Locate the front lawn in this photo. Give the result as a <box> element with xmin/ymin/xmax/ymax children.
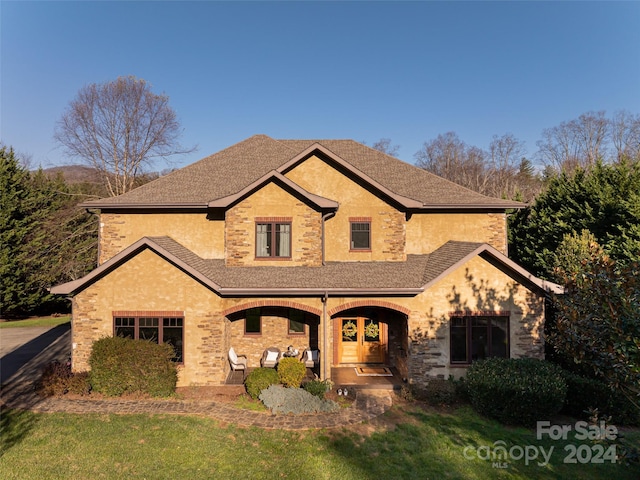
<box><xmin>1</xmin><ymin>403</ymin><xmax>638</xmax><ymax>479</ymax></box>
<box><xmin>0</xmin><ymin>315</ymin><xmax>70</xmax><ymax>329</ymax></box>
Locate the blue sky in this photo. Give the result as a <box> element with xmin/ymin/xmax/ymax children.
<box><xmin>2</xmin><ymin>1</ymin><xmax>639</xmax><ymax>170</ymax></box>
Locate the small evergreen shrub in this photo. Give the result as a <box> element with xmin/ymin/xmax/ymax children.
<box><xmin>88</xmin><ymin>336</ymin><xmax>177</xmax><ymax>397</ymax></box>
<box><xmin>245</xmin><ymin>367</ymin><xmax>279</xmax><ymax>399</ymax></box>
<box><xmin>562</xmin><ymin>371</ymin><xmax>639</xmax><ymax>425</ymax></box>
<box><xmin>465</xmin><ymin>358</ymin><xmax>567</xmax><ymax>426</ymax></box>
<box><xmin>302</xmin><ymin>379</ymin><xmax>333</xmax><ymax>399</ymax></box>
<box><xmin>259</xmin><ymin>385</ymin><xmax>340</xmax><ymax>414</ymax></box>
<box><xmin>277</xmin><ymin>357</ymin><xmax>306</xmax><ymax>388</ymax></box>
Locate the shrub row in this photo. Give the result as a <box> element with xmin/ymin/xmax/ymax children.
<box><xmin>465</xmin><ymin>357</ymin><xmax>567</xmax><ymax>426</ymax></box>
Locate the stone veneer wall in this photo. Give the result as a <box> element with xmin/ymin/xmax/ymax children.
<box><xmin>226</xmin><ymin>309</ymin><xmax>319</xmax><ymax>370</ymax></box>
<box><xmin>487</xmin><ymin>213</ymin><xmax>508</xmax><ymax>254</ymax></box>
<box><xmin>225</xmin><ymin>184</ymin><xmax>323</xmax><ymax>266</ymax></box>
<box><xmin>379</xmin><ymin>210</ymin><xmax>407</xmax><ymax>262</ymax></box>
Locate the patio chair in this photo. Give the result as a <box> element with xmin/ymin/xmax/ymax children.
<box><xmin>260</xmin><ymin>346</ymin><xmax>281</xmax><ymax>368</ymax></box>
<box><xmin>301</xmin><ymin>348</ymin><xmax>319</xmax><ymax>369</ymax></box>
<box><xmin>228</xmin><ymin>347</ymin><xmax>247</xmax><ymax>378</ymax></box>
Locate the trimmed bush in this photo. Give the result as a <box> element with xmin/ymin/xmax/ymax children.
<box><xmin>562</xmin><ymin>371</ymin><xmax>639</xmax><ymax>425</ymax></box>
<box><xmin>465</xmin><ymin>358</ymin><xmax>567</xmax><ymax>426</ymax></box>
<box><xmin>88</xmin><ymin>336</ymin><xmax>177</xmax><ymax>397</ymax></box>
<box><xmin>302</xmin><ymin>379</ymin><xmax>333</xmax><ymax>399</ymax></box>
<box><xmin>259</xmin><ymin>385</ymin><xmax>339</xmax><ymax>414</ymax></box>
<box><xmin>245</xmin><ymin>367</ymin><xmax>279</xmax><ymax>399</ymax></box>
<box><xmin>277</xmin><ymin>357</ymin><xmax>306</xmax><ymax>388</ymax></box>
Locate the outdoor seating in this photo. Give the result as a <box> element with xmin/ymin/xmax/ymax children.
<box><xmin>261</xmin><ymin>346</ymin><xmax>281</xmax><ymax>368</ymax></box>
<box><xmin>228</xmin><ymin>347</ymin><xmax>247</xmax><ymax>378</ymax></box>
<box><xmin>301</xmin><ymin>348</ymin><xmax>319</xmax><ymax>369</ymax></box>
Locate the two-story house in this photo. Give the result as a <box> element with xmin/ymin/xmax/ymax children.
<box><xmin>52</xmin><ymin>135</ymin><xmax>562</xmax><ymax>389</ymax></box>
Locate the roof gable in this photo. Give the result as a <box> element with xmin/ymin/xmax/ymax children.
<box><xmin>207</xmin><ymin>170</ymin><xmax>338</xmax><ymax>210</ymax></box>
<box><xmin>82</xmin><ymin>135</ymin><xmax>524</xmax><ymax>211</ymax></box>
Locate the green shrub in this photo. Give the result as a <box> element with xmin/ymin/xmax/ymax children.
<box><xmin>88</xmin><ymin>336</ymin><xmax>177</xmax><ymax>397</ymax></box>
<box><xmin>245</xmin><ymin>367</ymin><xmax>279</xmax><ymax>399</ymax></box>
<box><xmin>562</xmin><ymin>371</ymin><xmax>639</xmax><ymax>425</ymax></box>
<box><xmin>67</xmin><ymin>371</ymin><xmax>91</xmax><ymax>395</ymax></box>
<box><xmin>259</xmin><ymin>385</ymin><xmax>339</xmax><ymax>414</ymax></box>
<box><xmin>302</xmin><ymin>379</ymin><xmax>333</xmax><ymax>399</ymax></box>
<box><xmin>277</xmin><ymin>357</ymin><xmax>306</xmax><ymax>388</ymax></box>
<box><xmin>465</xmin><ymin>358</ymin><xmax>567</xmax><ymax>426</ymax></box>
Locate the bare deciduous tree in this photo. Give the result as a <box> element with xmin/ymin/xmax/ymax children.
<box><xmin>610</xmin><ymin>110</ymin><xmax>640</xmax><ymax>162</ymax></box>
<box><xmin>55</xmin><ymin>76</ymin><xmax>194</xmax><ymax>196</ymax></box>
<box><xmin>536</xmin><ymin>111</ymin><xmax>610</xmax><ymax>172</ymax></box>
<box><xmin>371</xmin><ymin>138</ymin><xmax>400</xmax><ymax>157</ymax></box>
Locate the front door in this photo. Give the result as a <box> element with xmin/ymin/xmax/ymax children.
<box><xmin>338</xmin><ymin>317</ymin><xmax>386</xmax><ymax>364</ymax></box>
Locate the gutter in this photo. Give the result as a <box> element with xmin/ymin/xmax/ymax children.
<box><xmin>321</xmin><ymin>211</ymin><xmax>336</xmax><ymax>266</ymax></box>
<box><xmin>321</xmin><ymin>291</ymin><xmax>328</xmax><ymax>381</ymax></box>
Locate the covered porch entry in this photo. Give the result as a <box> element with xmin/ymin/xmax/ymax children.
<box><xmin>331</xmin><ymin>305</ymin><xmax>409</xmax><ymax>380</ymax></box>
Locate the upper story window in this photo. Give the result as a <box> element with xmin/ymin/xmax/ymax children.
<box><xmin>450</xmin><ymin>314</ymin><xmax>509</xmax><ymax>364</ymax></box>
<box><xmin>350</xmin><ymin>218</ymin><xmax>371</xmax><ymax>251</ymax></box>
<box><xmin>256</xmin><ymin>218</ymin><xmax>291</xmax><ymax>258</ymax></box>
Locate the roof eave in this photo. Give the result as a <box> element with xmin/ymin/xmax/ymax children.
<box><xmin>218</xmin><ymin>287</ymin><xmax>424</xmax><ymax>296</ymax></box>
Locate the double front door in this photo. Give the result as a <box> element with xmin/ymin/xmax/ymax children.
<box><xmin>338</xmin><ymin>317</ymin><xmax>386</xmax><ymax>364</ymax></box>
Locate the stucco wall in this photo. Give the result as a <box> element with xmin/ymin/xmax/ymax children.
<box><xmin>71</xmin><ymin>249</ymin><xmax>227</xmax><ymax>386</ymax></box>
<box><xmin>99</xmin><ymin>212</ymin><xmax>224</xmax><ymax>264</ymax></box>
<box><xmin>405</xmin><ymin>212</ymin><xmax>508</xmax><ymax>255</ymax></box>
<box><xmin>285</xmin><ymin>155</ymin><xmax>407</xmax><ymax>262</ymax></box>
<box><xmin>404</xmin><ymin>255</ymin><xmax>544</xmax><ymax>383</ymax></box>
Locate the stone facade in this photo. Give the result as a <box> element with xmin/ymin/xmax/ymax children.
<box><xmin>224</xmin><ymin>182</ymin><xmax>323</xmax><ymax>267</ymax></box>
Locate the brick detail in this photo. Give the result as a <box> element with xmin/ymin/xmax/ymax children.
<box><xmin>255</xmin><ymin>217</ymin><xmax>292</xmax><ymax>222</ymax></box>
<box><xmin>112</xmin><ymin>310</ymin><xmax>184</xmax><ymax>317</ymax></box>
<box><xmin>349</xmin><ymin>216</ymin><xmax>372</xmax><ymax>222</ymax></box>
<box><xmin>329</xmin><ymin>300</ymin><xmax>411</xmax><ymax>317</ymax></box>
<box><xmin>223</xmin><ymin>300</ymin><xmax>322</xmax><ymax>317</ymax></box>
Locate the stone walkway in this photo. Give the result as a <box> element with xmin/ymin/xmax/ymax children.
<box><xmin>0</xmin><ymin>379</ymin><xmax>394</xmax><ymax>430</ymax></box>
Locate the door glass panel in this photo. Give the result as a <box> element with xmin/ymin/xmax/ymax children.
<box><xmin>342</xmin><ymin>319</ymin><xmax>358</xmax><ymax>342</ymax></box>
<box><xmin>363</xmin><ymin>319</ymin><xmax>380</xmax><ymax>342</ymax></box>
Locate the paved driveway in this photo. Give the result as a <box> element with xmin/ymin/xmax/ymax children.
<box><xmin>0</xmin><ymin>324</ymin><xmax>71</xmax><ymax>386</ymax></box>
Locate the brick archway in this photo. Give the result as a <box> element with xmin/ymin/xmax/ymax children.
<box><xmin>328</xmin><ymin>300</ymin><xmax>410</xmax><ymax>317</ymax></box>
<box><xmin>222</xmin><ymin>300</ymin><xmax>322</xmax><ymax>317</ymax></box>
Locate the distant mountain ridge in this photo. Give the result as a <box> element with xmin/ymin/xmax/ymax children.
<box><xmin>42</xmin><ymin>165</ymin><xmax>103</xmax><ymax>184</ymax></box>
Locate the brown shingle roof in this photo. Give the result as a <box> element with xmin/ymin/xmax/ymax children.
<box><xmin>51</xmin><ymin>237</ymin><xmax>563</xmax><ymax>296</ymax></box>
<box><xmin>83</xmin><ymin>135</ymin><xmax>523</xmax><ymax>210</ymax></box>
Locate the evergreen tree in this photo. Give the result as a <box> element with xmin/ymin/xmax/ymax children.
<box><xmin>509</xmin><ymin>160</ymin><xmax>640</xmax><ymax>279</ymax></box>
<box><xmin>0</xmin><ymin>147</ymin><xmax>41</xmax><ymax>316</ymax></box>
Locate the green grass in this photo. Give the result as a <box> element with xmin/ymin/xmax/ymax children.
<box><xmin>0</xmin><ymin>315</ymin><xmax>70</xmax><ymax>328</ymax></box>
<box><xmin>1</xmin><ymin>404</ymin><xmax>638</xmax><ymax>479</ymax></box>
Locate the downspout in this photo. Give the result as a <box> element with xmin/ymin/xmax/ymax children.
<box><xmin>321</xmin><ymin>291</ymin><xmax>328</xmax><ymax>380</ymax></box>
